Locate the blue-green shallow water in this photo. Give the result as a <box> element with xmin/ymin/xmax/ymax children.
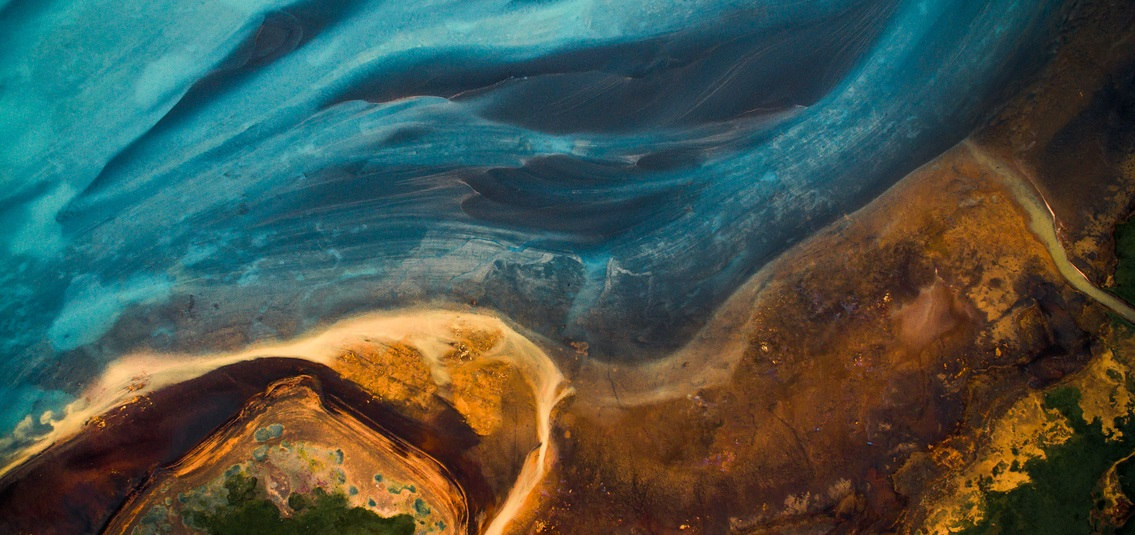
<box><xmin>0</xmin><ymin>0</ymin><xmax>1064</xmax><ymax>438</ymax></box>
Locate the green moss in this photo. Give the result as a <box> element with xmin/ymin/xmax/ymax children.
<box><xmin>1114</xmin><ymin>216</ymin><xmax>1135</xmax><ymax>305</ymax></box>
<box><xmin>182</xmin><ymin>472</ymin><xmax>415</xmax><ymax>535</ymax></box>
<box><xmin>961</xmin><ymin>387</ymin><xmax>1135</xmax><ymax>534</ymax></box>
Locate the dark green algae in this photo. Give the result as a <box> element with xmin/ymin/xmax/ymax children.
<box><xmin>180</xmin><ymin>471</ymin><xmax>415</xmax><ymax>535</ymax></box>
<box><xmin>1114</xmin><ymin>216</ymin><xmax>1135</xmax><ymax>307</ymax></box>
<box><xmin>959</xmin><ymin>384</ymin><xmax>1135</xmax><ymax>534</ymax></box>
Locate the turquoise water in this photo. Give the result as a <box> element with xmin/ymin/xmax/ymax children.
<box><xmin>0</xmin><ymin>0</ymin><xmax>1064</xmax><ymax>436</ymax></box>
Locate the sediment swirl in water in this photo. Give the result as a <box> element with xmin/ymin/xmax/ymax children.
<box><xmin>0</xmin><ymin>2</ymin><xmax>1071</xmax><ymax>435</ymax></box>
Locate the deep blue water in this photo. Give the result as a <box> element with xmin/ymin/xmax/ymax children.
<box><xmin>0</xmin><ymin>0</ymin><xmax>1063</xmax><ymax>438</ymax></box>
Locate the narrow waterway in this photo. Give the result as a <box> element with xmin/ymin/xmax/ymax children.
<box><xmin>966</xmin><ymin>140</ymin><xmax>1135</xmax><ymax>325</ymax></box>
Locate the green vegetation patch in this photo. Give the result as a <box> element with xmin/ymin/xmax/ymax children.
<box><xmin>181</xmin><ymin>471</ymin><xmax>415</xmax><ymax>535</ymax></box>
<box><xmin>961</xmin><ymin>387</ymin><xmax>1135</xmax><ymax>534</ymax></box>
<box><xmin>1114</xmin><ymin>215</ymin><xmax>1135</xmax><ymax>306</ymax></box>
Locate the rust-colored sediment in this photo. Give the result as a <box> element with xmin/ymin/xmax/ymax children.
<box><xmin>540</xmin><ymin>139</ymin><xmax>1106</xmax><ymax>533</ymax></box>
